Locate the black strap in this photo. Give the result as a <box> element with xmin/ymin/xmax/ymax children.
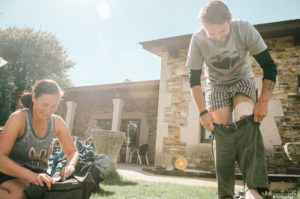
<box><xmin>199</xmin><ymin>109</ymin><xmax>208</xmax><ymax>117</ymax></box>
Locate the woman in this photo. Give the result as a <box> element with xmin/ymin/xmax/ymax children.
<box><xmin>0</xmin><ymin>79</ymin><xmax>79</xmax><ymax>199</ymax></box>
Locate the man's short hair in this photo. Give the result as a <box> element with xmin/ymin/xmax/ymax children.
<box><xmin>198</xmin><ymin>0</ymin><xmax>231</xmax><ymax>24</ymax></box>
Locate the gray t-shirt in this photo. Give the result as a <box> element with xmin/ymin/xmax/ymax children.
<box><xmin>186</xmin><ymin>20</ymin><xmax>267</xmax><ymax>85</ymax></box>
<box><xmin>9</xmin><ymin>109</ymin><xmax>55</xmax><ymax>170</ymax></box>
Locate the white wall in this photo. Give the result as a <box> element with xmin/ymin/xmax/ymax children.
<box><xmin>255</xmin><ymin>77</ymin><xmax>283</xmax><ymax>151</ymax></box>
<box><xmin>155</xmin><ymin>52</ymin><xmax>173</xmax><ymax>166</ymax></box>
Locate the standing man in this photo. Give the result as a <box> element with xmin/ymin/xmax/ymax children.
<box><xmin>86</xmin><ymin>120</ymin><xmax>98</xmax><ymax>138</ymax></box>
<box><xmin>186</xmin><ymin>1</ymin><xmax>277</xmax><ymax>199</ymax></box>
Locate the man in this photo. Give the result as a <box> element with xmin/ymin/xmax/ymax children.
<box><xmin>186</xmin><ymin>1</ymin><xmax>277</xmax><ymax>199</ymax></box>
<box><xmin>86</xmin><ymin>120</ymin><xmax>98</xmax><ymax>138</ymax></box>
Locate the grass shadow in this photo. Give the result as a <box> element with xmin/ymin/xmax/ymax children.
<box><xmin>92</xmin><ymin>171</ymin><xmax>138</xmax><ymax>198</ymax></box>
<box><xmin>92</xmin><ymin>187</ymin><xmax>115</xmax><ymax>197</ymax></box>
<box><xmin>285</xmin><ymin>178</ymin><xmax>300</xmax><ymax>194</ymax></box>
<box><xmin>101</xmin><ymin>171</ymin><xmax>138</xmax><ymax>186</ymax></box>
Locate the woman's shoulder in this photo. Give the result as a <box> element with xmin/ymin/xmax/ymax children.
<box><xmin>9</xmin><ymin>109</ymin><xmax>26</xmax><ymax>121</ymax></box>
<box><xmin>52</xmin><ymin>114</ymin><xmax>71</xmax><ymax>137</ymax></box>
<box><xmin>4</xmin><ymin>109</ymin><xmax>26</xmax><ymax>135</ymax></box>
<box><xmin>52</xmin><ymin>114</ymin><xmax>68</xmax><ymax>132</ymax></box>
<box><xmin>52</xmin><ymin>114</ymin><xmax>65</xmax><ymax>123</ymax></box>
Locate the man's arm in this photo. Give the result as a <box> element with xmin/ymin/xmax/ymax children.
<box><xmin>254</xmin><ymin>79</ymin><xmax>275</xmax><ymax>122</ymax></box>
<box><xmin>191</xmin><ymin>86</ymin><xmax>214</xmax><ymax>131</ymax></box>
<box><xmin>191</xmin><ymin>85</ymin><xmax>206</xmax><ymax>113</ymax></box>
<box><xmin>253</xmin><ymin>49</ymin><xmax>277</xmax><ymax>122</ymax></box>
<box><xmin>189</xmin><ymin>70</ymin><xmax>214</xmax><ymax>131</ymax></box>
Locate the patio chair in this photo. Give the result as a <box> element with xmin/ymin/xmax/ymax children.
<box><xmin>129</xmin><ymin>144</ymin><xmax>149</xmax><ymax>165</ymax></box>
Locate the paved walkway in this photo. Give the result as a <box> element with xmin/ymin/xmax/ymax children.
<box><xmin>117</xmin><ymin>163</ymin><xmax>296</xmax><ymax>192</ymax></box>
<box><xmin>117</xmin><ymin>163</ymin><xmax>244</xmax><ymax>189</ymax></box>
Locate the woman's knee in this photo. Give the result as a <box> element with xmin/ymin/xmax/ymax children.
<box><xmin>0</xmin><ymin>187</ymin><xmax>26</xmax><ymax>199</ymax></box>
<box><xmin>0</xmin><ymin>187</ymin><xmax>10</xmax><ymax>199</ymax></box>
<box><xmin>0</xmin><ymin>179</ymin><xmax>28</xmax><ymax>199</ymax></box>
<box><xmin>0</xmin><ymin>187</ymin><xmax>27</xmax><ymax>199</ymax></box>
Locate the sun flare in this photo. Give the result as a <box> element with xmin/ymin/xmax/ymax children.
<box><xmin>97</xmin><ymin>1</ymin><xmax>112</xmax><ymax>20</ymax></box>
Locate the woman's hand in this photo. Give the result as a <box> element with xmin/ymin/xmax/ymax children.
<box><xmin>54</xmin><ymin>115</ymin><xmax>79</xmax><ymax>181</ymax></box>
<box><xmin>29</xmin><ymin>173</ymin><xmax>53</xmax><ymax>190</ymax></box>
<box><xmin>60</xmin><ymin>164</ymin><xmax>75</xmax><ymax>181</ymax></box>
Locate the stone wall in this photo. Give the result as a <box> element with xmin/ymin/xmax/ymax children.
<box><xmin>263</xmin><ymin>37</ymin><xmax>300</xmax><ymax>174</ymax></box>
<box><xmin>162</xmin><ymin>50</ymin><xmax>189</xmax><ymax>165</ymax></box>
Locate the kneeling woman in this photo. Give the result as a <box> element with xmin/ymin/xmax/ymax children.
<box><xmin>0</xmin><ymin>79</ymin><xmax>79</xmax><ymax>199</ymax></box>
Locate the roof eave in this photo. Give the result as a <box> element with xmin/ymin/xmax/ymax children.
<box><xmin>140</xmin><ymin>19</ymin><xmax>300</xmax><ymax>57</ymax></box>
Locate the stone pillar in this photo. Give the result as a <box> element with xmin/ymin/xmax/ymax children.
<box><xmin>111</xmin><ymin>98</ymin><xmax>124</xmax><ymax>131</ymax></box>
<box><xmin>65</xmin><ymin>101</ymin><xmax>78</xmax><ymax>134</ymax></box>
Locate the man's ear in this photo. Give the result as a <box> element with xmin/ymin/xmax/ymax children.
<box><xmin>32</xmin><ymin>92</ymin><xmax>36</xmax><ymax>103</ymax></box>
<box><xmin>229</xmin><ymin>13</ymin><xmax>232</xmax><ymax>22</ymax></box>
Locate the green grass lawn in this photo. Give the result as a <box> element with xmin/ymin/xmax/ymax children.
<box><xmin>90</xmin><ymin>172</ymin><xmax>217</xmax><ymax>199</ymax></box>
<box><xmin>91</xmin><ymin>172</ymin><xmax>300</xmax><ymax>199</ymax></box>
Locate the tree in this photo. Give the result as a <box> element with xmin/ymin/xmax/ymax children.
<box><xmin>0</xmin><ymin>27</ymin><xmax>75</xmax><ymax>125</ymax></box>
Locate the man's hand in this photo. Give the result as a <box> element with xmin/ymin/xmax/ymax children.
<box><xmin>200</xmin><ymin>112</ymin><xmax>214</xmax><ymax>131</ymax></box>
<box><xmin>253</xmin><ymin>101</ymin><xmax>268</xmax><ymax>123</ymax></box>
<box><xmin>254</xmin><ymin>79</ymin><xmax>274</xmax><ymax>123</ymax></box>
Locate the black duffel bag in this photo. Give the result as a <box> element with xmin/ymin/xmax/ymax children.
<box><xmin>24</xmin><ymin>172</ymin><xmax>95</xmax><ymax>199</ymax></box>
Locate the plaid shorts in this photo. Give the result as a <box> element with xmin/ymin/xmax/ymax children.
<box><xmin>205</xmin><ymin>78</ymin><xmax>256</xmax><ymax>111</ymax></box>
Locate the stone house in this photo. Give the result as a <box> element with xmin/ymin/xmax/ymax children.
<box><xmin>59</xmin><ymin>80</ymin><xmax>159</xmax><ymax>163</ymax></box>
<box><xmin>60</xmin><ymin>19</ymin><xmax>300</xmax><ymax>174</ymax></box>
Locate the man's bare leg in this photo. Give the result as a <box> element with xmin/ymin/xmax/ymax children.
<box><xmin>245</xmin><ymin>189</ymin><xmax>262</xmax><ymax>199</ymax></box>
<box><xmin>210</xmin><ymin>106</ymin><xmax>232</xmax><ymax>124</ymax></box>
<box><xmin>234</xmin><ymin>93</ymin><xmax>254</xmax><ymax>121</ymax></box>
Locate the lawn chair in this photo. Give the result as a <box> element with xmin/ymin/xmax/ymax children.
<box><xmin>129</xmin><ymin>144</ymin><xmax>149</xmax><ymax>165</ymax></box>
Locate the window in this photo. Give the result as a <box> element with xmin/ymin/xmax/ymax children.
<box><xmin>297</xmin><ymin>75</ymin><xmax>300</xmax><ymax>96</ymax></box>
<box><xmin>200</xmin><ymin>125</ymin><xmax>211</xmax><ymax>143</ymax></box>
<box><xmin>95</xmin><ymin>119</ymin><xmax>112</xmax><ymax>130</ymax></box>
<box><xmin>256</xmin><ymin>88</ymin><xmax>258</xmax><ymax>102</ymax></box>
<box><xmin>120</xmin><ymin>119</ymin><xmax>140</xmax><ymax>148</ymax></box>
<box><xmin>199</xmin><ymin>92</ymin><xmax>211</xmax><ymax>143</ymax></box>
<box><xmin>118</xmin><ymin>119</ymin><xmax>141</xmax><ymax>163</ymax></box>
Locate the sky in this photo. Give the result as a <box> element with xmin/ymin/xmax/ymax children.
<box><xmin>0</xmin><ymin>0</ymin><xmax>299</xmax><ymax>87</ymax></box>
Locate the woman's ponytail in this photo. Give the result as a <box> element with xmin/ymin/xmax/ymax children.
<box><xmin>18</xmin><ymin>92</ymin><xmax>33</xmax><ymax>110</ymax></box>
